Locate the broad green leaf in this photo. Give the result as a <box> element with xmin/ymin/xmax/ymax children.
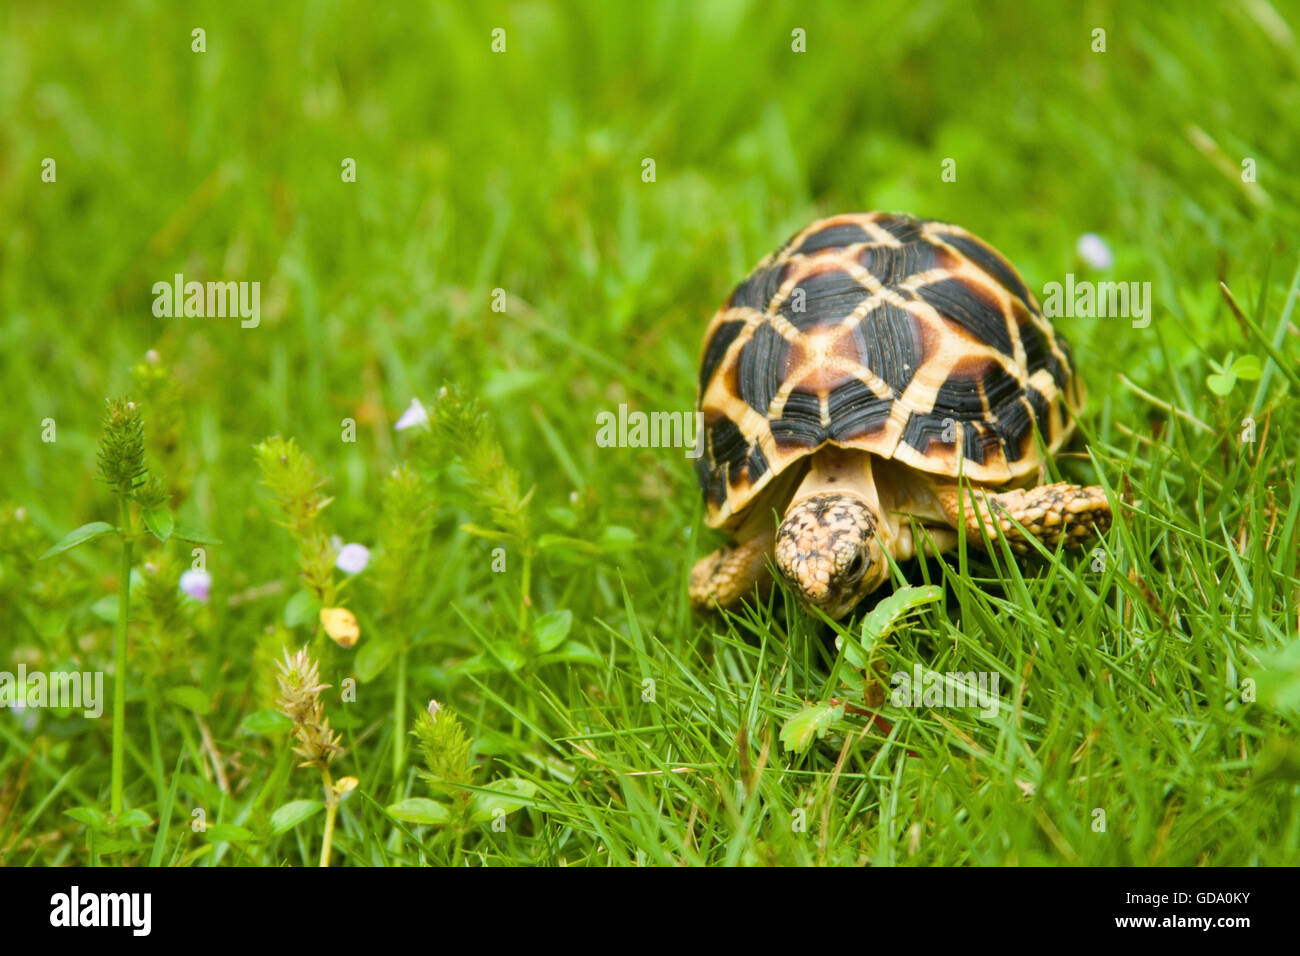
<box><xmin>164</xmin><ymin>686</ymin><xmax>212</xmax><ymax>715</ymax></box>
<box><xmin>835</xmin><ymin>633</ymin><xmax>870</xmax><ymax>669</ymax></box>
<box><xmin>283</xmin><ymin>589</ymin><xmax>320</xmax><ymax>628</ymax></box>
<box><xmin>142</xmin><ymin>507</ymin><xmax>173</xmax><ymax>542</ymax></box>
<box><xmin>779</xmin><ymin>702</ymin><xmax>845</xmax><ymax>753</ymax></box>
<box><xmin>542</xmin><ymin>642</ymin><xmax>603</xmax><ymax>667</ymax></box>
<box><xmin>386</xmin><ymin>797</ymin><xmax>451</xmax><ymax>825</ymax></box>
<box><xmin>861</xmin><ymin>585</ymin><xmax>944</xmax><ymax>646</ymax></box>
<box><xmin>1207</xmin><ymin>370</ymin><xmax>1236</xmax><ymax>396</ymax></box>
<box><xmin>172</xmin><ymin>523</ymin><xmax>222</xmax><ymax>545</ymax></box>
<box><xmin>355</xmin><ymin>638</ymin><xmax>398</xmax><ymax>682</ymax></box>
<box><xmin>490</xmin><ymin>641</ymin><xmax>527</xmax><ymax>672</ymax></box>
<box><xmin>838</xmin><ymin>668</ymin><xmax>868</xmax><ymax>693</ymax></box>
<box><xmin>1254</xmin><ymin>639</ymin><xmax>1300</xmax><ymax>714</ymax></box>
<box><xmin>469</xmin><ymin>778</ymin><xmax>538</xmax><ymax>823</ymax></box>
<box><xmin>270</xmin><ymin>799</ymin><xmax>324</xmax><ymax>834</ymax></box>
<box><xmin>39</xmin><ymin>522</ymin><xmax>115</xmax><ymax>560</ymax></box>
<box><xmin>1233</xmin><ymin>354</ymin><xmax>1263</xmax><ymax>380</ymax></box>
<box><xmin>114</xmin><ymin>809</ymin><xmax>154</xmax><ymax>829</ymax></box>
<box><xmin>204</xmin><ymin>824</ymin><xmax>255</xmax><ymax>842</ymax></box>
<box><xmin>599</xmin><ymin>525</ymin><xmax>637</xmax><ymax>551</ymax></box>
<box><xmin>238</xmin><ymin>709</ymin><xmax>294</xmax><ymax>736</ymax></box>
<box><xmin>65</xmin><ymin>806</ymin><xmax>110</xmax><ymax>829</ymax></box>
<box><xmin>533</xmin><ymin>609</ymin><xmax>573</xmax><ymax>652</ymax></box>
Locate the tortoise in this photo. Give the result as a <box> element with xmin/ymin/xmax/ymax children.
<box><xmin>689</xmin><ymin>212</ymin><xmax>1111</xmax><ymax>620</ymax></box>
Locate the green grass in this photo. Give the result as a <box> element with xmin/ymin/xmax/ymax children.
<box><xmin>1</xmin><ymin>0</ymin><xmax>1299</xmax><ymax>866</ymax></box>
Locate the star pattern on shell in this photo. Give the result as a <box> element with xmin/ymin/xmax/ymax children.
<box><xmin>695</xmin><ymin>212</ymin><xmax>1082</xmax><ymax>528</ymax></box>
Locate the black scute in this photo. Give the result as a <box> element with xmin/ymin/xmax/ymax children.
<box><xmin>778</xmin><ymin>269</ymin><xmax>865</xmax><ymax>332</ymax></box>
<box><xmin>962</xmin><ymin>421</ymin><xmax>1002</xmax><ymax>465</ymax></box>
<box><xmin>728</xmin><ymin>261</ymin><xmax>788</xmax><ymax>312</ymax></box>
<box><xmin>746</xmin><ymin>442</ymin><xmax>769</xmax><ymax>482</ymax></box>
<box><xmin>708</xmin><ymin>416</ymin><xmax>749</xmax><ymax>482</ymax></box>
<box><xmin>932</xmin><ymin>377</ymin><xmax>984</xmax><ymax>421</ymax></box>
<box><xmin>1020</xmin><ymin>317</ymin><xmax>1067</xmax><ymax>389</ymax></box>
<box><xmin>827</xmin><ymin>380</ymin><xmax>894</xmax><ymax>440</ymax></box>
<box><xmin>874</xmin><ymin>215</ymin><xmax>928</xmax><ymax>244</ymax></box>
<box><xmin>981</xmin><ymin>365</ymin><xmax>1021</xmax><ymax>410</ymax></box>
<box><xmin>991</xmin><ymin>396</ymin><xmax>1035</xmax><ymax>462</ymax></box>
<box><xmin>901</xmin><ymin>411</ymin><xmax>955</xmax><ymax>454</ymax></box>
<box><xmin>917</xmin><ymin>278</ymin><xmax>1014</xmax><ymax>356</ymax></box>
<box><xmin>693</xmin><ymin>454</ymin><xmax>723</xmax><ymax>505</ymax></box>
<box><xmin>859</xmin><ymin>242</ymin><xmax>938</xmax><ymax>286</ymax></box>
<box><xmin>1025</xmin><ymin>384</ymin><xmax>1050</xmax><ymax>429</ymax></box>
<box><xmin>771</xmin><ymin>389</ymin><xmax>825</xmax><ymax>448</ymax></box>
<box><xmin>698</xmin><ymin>320</ymin><xmax>745</xmax><ymax>400</ymax></box>
<box><xmin>792</xmin><ymin>223</ymin><xmax>872</xmax><ymax>256</ymax></box>
<box><xmin>850</xmin><ymin>302</ymin><xmax>922</xmax><ymax>396</ymax></box>
<box><xmin>737</xmin><ymin>324</ymin><xmax>789</xmax><ymax>416</ymax></box>
<box><xmin>937</xmin><ymin>231</ymin><xmax>1033</xmax><ymax>308</ymax></box>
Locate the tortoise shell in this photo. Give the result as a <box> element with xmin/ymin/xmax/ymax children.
<box><xmin>694</xmin><ymin>212</ymin><xmax>1082</xmax><ymax>529</ymax></box>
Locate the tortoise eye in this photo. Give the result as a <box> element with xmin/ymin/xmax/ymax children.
<box><xmin>844</xmin><ymin>553</ymin><xmax>867</xmax><ymax>581</ymax></box>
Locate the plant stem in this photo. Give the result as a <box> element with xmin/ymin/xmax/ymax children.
<box><xmin>518</xmin><ymin>550</ymin><xmax>533</xmax><ymax>638</ymax></box>
<box><xmin>393</xmin><ymin>644</ymin><xmax>408</xmax><ymax>780</ymax></box>
<box><xmin>145</xmin><ymin>685</ymin><xmax>166</xmax><ymax>809</ymax></box>
<box><xmin>320</xmin><ymin>770</ymin><xmax>337</xmax><ymax>867</ymax></box>
<box><xmin>451</xmin><ymin>820</ymin><xmax>466</xmax><ymax>867</ymax></box>
<box><xmin>1116</xmin><ymin>374</ymin><xmax>1214</xmax><ymax>433</ymax></box>
<box><xmin>110</xmin><ymin>496</ymin><xmax>133</xmax><ymax>817</ymax></box>
<box><xmin>1251</xmin><ymin>256</ymin><xmax>1300</xmax><ymax>416</ymax></box>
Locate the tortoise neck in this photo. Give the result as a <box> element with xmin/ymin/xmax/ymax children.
<box><xmin>788</xmin><ymin>448</ymin><xmax>898</xmax><ymax>549</ymax></box>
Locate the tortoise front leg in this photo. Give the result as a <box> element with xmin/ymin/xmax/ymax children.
<box><xmin>689</xmin><ymin>526</ymin><xmax>776</xmax><ymax>611</ymax></box>
<box><xmin>935</xmin><ymin>482</ymin><xmax>1111</xmax><ymax>555</ymax></box>
<box><xmin>890</xmin><ymin>522</ymin><xmax>960</xmax><ymax>561</ymax></box>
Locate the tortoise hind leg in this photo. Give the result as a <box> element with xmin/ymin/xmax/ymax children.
<box><xmin>935</xmin><ymin>482</ymin><xmax>1111</xmax><ymax>554</ymax></box>
<box><xmin>689</xmin><ymin>527</ymin><xmax>776</xmax><ymax>611</ymax></box>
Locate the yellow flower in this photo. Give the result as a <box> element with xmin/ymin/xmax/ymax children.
<box><xmin>320</xmin><ymin>607</ymin><xmax>360</xmax><ymax>648</ymax></box>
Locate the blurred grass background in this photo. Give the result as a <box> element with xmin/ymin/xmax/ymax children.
<box><xmin>3</xmin><ymin>0</ymin><xmax>1297</xmax><ymax>550</ymax></box>
<box><xmin>1</xmin><ymin>0</ymin><xmax>1299</xmax><ymax>865</ymax></box>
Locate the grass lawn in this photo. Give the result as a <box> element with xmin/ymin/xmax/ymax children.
<box><xmin>1</xmin><ymin>0</ymin><xmax>1299</xmax><ymax>867</ymax></box>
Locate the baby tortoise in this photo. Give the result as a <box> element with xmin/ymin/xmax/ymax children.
<box><xmin>690</xmin><ymin>212</ymin><xmax>1111</xmax><ymax>619</ymax></box>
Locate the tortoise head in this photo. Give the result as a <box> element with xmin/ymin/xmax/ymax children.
<box><xmin>774</xmin><ymin>492</ymin><xmax>887</xmax><ymax>619</ymax></box>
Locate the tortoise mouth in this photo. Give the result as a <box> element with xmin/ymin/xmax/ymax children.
<box><xmin>793</xmin><ymin>564</ymin><xmax>887</xmax><ymax>619</ymax></box>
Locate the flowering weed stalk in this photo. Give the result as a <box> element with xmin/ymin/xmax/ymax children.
<box><xmin>413</xmin><ymin>389</ymin><xmax>535</xmax><ymax>637</ymax></box>
<box><xmin>275</xmin><ymin>647</ymin><xmax>350</xmax><ymax>866</ymax></box>
<box><xmin>39</xmin><ymin>399</ymin><xmax>181</xmax><ymax>817</ymax></box>
<box><xmin>99</xmin><ymin>400</ymin><xmax>148</xmax><ymax>817</ymax></box>
<box><xmin>372</xmin><ymin>465</ymin><xmax>436</xmax><ymax>778</ymax></box>
<box><xmin>412</xmin><ymin>700</ymin><xmax>475</xmax><ymax>862</ymax></box>
<box><xmin>255</xmin><ymin>436</ymin><xmax>355</xmax><ymax>650</ymax></box>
